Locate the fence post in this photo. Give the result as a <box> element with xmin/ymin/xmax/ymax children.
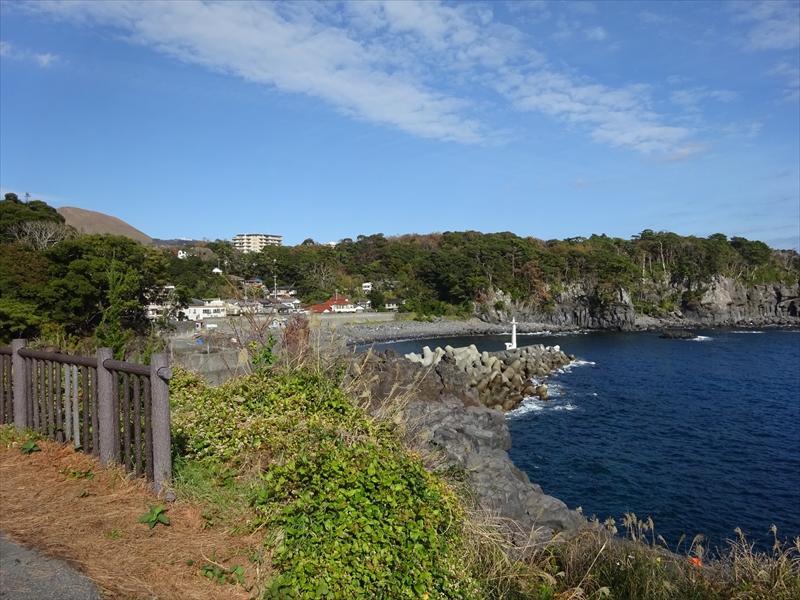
<box><xmin>97</xmin><ymin>347</ymin><xmax>116</xmax><ymax>466</ymax></box>
<box><xmin>150</xmin><ymin>353</ymin><xmax>172</xmax><ymax>495</ymax></box>
<box><xmin>12</xmin><ymin>339</ymin><xmax>28</xmax><ymax>430</ymax></box>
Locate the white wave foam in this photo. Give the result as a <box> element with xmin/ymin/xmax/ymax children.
<box><xmin>508</xmin><ymin>400</ymin><xmax>545</xmax><ymax>417</ymax></box>
<box><xmin>561</xmin><ymin>359</ymin><xmax>596</xmax><ymax>372</ymax></box>
<box><xmin>553</xmin><ymin>403</ymin><xmax>578</xmax><ymax>411</ymax></box>
<box><xmin>692</xmin><ymin>336</ymin><xmax>713</xmax><ymax>341</ymax></box>
<box><xmin>731</xmin><ymin>331</ymin><xmax>763</xmax><ymax>334</ymax></box>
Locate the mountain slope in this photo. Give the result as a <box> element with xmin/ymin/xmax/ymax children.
<box><xmin>57</xmin><ymin>207</ymin><xmax>152</xmax><ymax>245</ymax></box>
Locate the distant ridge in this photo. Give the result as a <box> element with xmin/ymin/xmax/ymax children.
<box><xmin>57</xmin><ymin>206</ymin><xmax>153</xmax><ymax>245</ymax></box>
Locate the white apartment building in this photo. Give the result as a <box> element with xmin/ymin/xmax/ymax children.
<box><xmin>232</xmin><ymin>233</ymin><xmax>283</xmax><ymax>253</ymax></box>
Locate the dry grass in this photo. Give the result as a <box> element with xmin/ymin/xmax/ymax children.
<box><xmin>0</xmin><ymin>429</ymin><xmax>270</xmax><ymax>600</ymax></box>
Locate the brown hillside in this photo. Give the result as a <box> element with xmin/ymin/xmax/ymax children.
<box><xmin>57</xmin><ymin>206</ymin><xmax>153</xmax><ymax>245</ymax></box>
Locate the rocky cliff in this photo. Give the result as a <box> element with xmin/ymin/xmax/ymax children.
<box><xmin>346</xmin><ymin>350</ymin><xmax>587</xmax><ymax>547</ymax></box>
<box><xmin>476</xmin><ymin>277</ymin><xmax>799</xmax><ymax>330</ymax></box>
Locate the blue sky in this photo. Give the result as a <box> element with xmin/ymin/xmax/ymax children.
<box><xmin>1</xmin><ymin>1</ymin><xmax>798</xmax><ymax>249</ymax></box>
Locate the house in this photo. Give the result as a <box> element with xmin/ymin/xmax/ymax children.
<box><xmin>276</xmin><ymin>286</ymin><xmax>297</xmax><ymax>297</ymax></box>
<box><xmin>224</xmin><ymin>299</ymin><xmax>261</xmax><ymax>316</ymax></box>
<box><xmin>354</xmin><ymin>299</ymin><xmax>372</xmax><ymax>310</ymax></box>
<box><xmin>384</xmin><ymin>298</ymin><xmax>405</xmax><ymax>311</ymax></box>
<box><xmin>362</xmin><ymin>282</ymin><xmax>373</xmax><ymax>294</ymax></box>
<box><xmin>183</xmin><ymin>299</ymin><xmax>227</xmax><ymax>321</ymax></box>
<box><xmin>307</xmin><ymin>296</ymin><xmax>364</xmax><ymax>314</ymax></box>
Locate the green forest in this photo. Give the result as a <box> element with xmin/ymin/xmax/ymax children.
<box><xmin>1</xmin><ymin>192</ymin><xmax>798</xmax><ymax>345</ymax></box>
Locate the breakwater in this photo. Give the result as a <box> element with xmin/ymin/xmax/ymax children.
<box><xmin>404</xmin><ymin>343</ymin><xmax>574</xmax><ymax>412</ymax></box>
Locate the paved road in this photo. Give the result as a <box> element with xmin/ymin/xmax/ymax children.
<box><xmin>0</xmin><ymin>533</ymin><xmax>103</xmax><ymax>600</ymax></box>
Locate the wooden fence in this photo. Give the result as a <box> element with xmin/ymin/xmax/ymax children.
<box><xmin>0</xmin><ymin>340</ymin><xmax>172</xmax><ymax>493</ymax></box>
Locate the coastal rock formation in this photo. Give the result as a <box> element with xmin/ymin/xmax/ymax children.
<box><xmin>659</xmin><ymin>329</ymin><xmax>697</xmax><ymax>339</ymax></box>
<box><xmin>477</xmin><ymin>286</ymin><xmax>636</xmax><ymax>331</ymax></box>
<box><xmin>402</xmin><ymin>396</ymin><xmax>586</xmax><ymax>546</ymax></box>
<box><xmin>347</xmin><ymin>349</ymin><xmax>586</xmax><ymax>545</ymax></box>
<box><xmin>690</xmin><ymin>276</ymin><xmax>799</xmax><ymax>324</ymax></box>
<box><xmin>404</xmin><ymin>343</ymin><xmax>573</xmax><ymax>412</ymax></box>
<box><xmin>476</xmin><ymin>277</ymin><xmax>800</xmax><ymax>331</ymax></box>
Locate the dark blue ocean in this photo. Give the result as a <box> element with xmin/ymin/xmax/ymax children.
<box><xmin>365</xmin><ymin>328</ymin><xmax>800</xmax><ymax>552</ymax></box>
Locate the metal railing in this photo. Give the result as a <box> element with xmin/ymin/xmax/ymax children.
<box><xmin>0</xmin><ymin>340</ymin><xmax>172</xmax><ymax>493</ymax></box>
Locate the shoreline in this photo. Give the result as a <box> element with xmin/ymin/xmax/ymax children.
<box><xmin>334</xmin><ymin>315</ymin><xmax>799</xmax><ymax>347</ymax></box>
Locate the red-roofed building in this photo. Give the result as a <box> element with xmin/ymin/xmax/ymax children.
<box><xmin>307</xmin><ymin>296</ymin><xmax>364</xmax><ymax>314</ymax></box>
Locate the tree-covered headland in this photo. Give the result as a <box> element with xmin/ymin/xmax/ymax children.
<box><xmin>1</xmin><ymin>192</ymin><xmax>798</xmax><ymax>346</ymax></box>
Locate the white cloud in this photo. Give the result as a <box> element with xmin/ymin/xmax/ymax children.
<box><xmin>730</xmin><ymin>1</ymin><xmax>800</xmax><ymax>51</ymax></box>
<box><xmin>25</xmin><ymin>0</ymin><xmax>698</xmax><ymax>155</ymax></box>
<box><xmin>0</xmin><ymin>40</ymin><xmax>60</xmax><ymax>67</ymax></box>
<box><xmin>671</xmin><ymin>87</ymin><xmax>739</xmax><ymax>110</ymax></box>
<box><xmin>584</xmin><ymin>26</ymin><xmax>608</xmax><ymax>41</ymax></box>
<box><xmin>498</xmin><ymin>71</ymin><xmax>691</xmax><ymax>154</ymax></box>
<box><xmin>639</xmin><ymin>11</ymin><xmax>664</xmax><ymax>24</ymax></box>
<box><xmin>768</xmin><ymin>60</ymin><xmax>800</xmax><ymax>102</ymax></box>
<box><xmin>659</xmin><ymin>143</ymin><xmax>710</xmax><ymax>163</ymax></box>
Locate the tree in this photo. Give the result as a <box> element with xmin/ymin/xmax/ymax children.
<box><xmin>7</xmin><ymin>220</ymin><xmax>76</xmax><ymax>250</ymax></box>
<box><xmin>43</xmin><ymin>234</ymin><xmax>168</xmax><ymax>336</ymax></box>
<box><xmin>0</xmin><ymin>193</ymin><xmax>66</xmax><ymax>241</ymax></box>
<box><xmin>95</xmin><ymin>262</ymin><xmax>141</xmax><ymax>359</ymax></box>
<box><xmin>368</xmin><ymin>288</ymin><xmax>386</xmax><ymax>311</ymax></box>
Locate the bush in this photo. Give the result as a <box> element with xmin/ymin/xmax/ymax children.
<box><xmin>170</xmin><ymin>367</ymin><xmax>480</xmax><ymax>599</ymax></box>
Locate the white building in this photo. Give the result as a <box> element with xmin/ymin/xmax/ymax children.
<box><xmin>362</xmin><ymin>282</ymin><xmax>373</xmax><ymax>294</ymax></box>
<box><xmin>232</xmin><ymin>233</ymin><xmax>283</xmax><ymax>253</ymax></box>
<box><xmin>183</xmin><ymin>299</ymin><xmax>227</xmax><ymax>321</ymax></box>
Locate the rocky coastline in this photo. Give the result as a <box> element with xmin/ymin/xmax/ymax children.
<box><xmin>338</xmin><ymin>305</ymin><xmax>798</xmax><ymax>548</ymax></box>
<box><xmin>346</xmin><ymin>348</ymin><xmax>589</xmax><ymax>547</ymax></box>
<box><xmin>337</xmin><ymin>313</ymin><xmax>797</xmax><ymax>347</ymax></box>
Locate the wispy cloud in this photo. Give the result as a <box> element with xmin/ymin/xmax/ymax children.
<box><xmin>639</xmin><ymin>11</ymin><xmax>665</xmax><ymax>24</ymax></box>
<box><xmin>768</xmin><ymin>60</ymin><xmax>800</xmax><ymax>102</ymax></box>
<box><xmin>498</xmin><ymin>71</ymin><xmax>691</xmax><ymax>154</ymax></box>
<box><xmin>0</xmin><ymin>40</ymin><xmax>60</xmax><ymax>67</ymax></box>
<box><xmin>730</xmin><ymin>0</ymin><xmax>800</xmax><ymax>51</ymax></box>
<box><xmin>671</xmin><ymin>87</ymin><xmax>740</xmax><ymax>111</ymax></box>
<box><xmin>584</xmin><ymin>26</ymin><xmax>608</xmax><ymax>41</ymax></box>
<box><xmin>572</xmin><ymin>178</ymin><xmax>601</xmax><ymax>188</ymax></box>
<box><xmin>26</xmin><ymin>0</ymin><xmax>697</xmax><ymax>155</ymax></box>
<box><xmin>658</xmin><ymin>143</ymin><xmax>710</xmax><ymax>163</ymax></box>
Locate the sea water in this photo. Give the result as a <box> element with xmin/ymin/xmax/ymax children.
<box><xmin>368</xmin><ymin>329</ymin><xmax>800</xmax><ymax>551</ymax></box>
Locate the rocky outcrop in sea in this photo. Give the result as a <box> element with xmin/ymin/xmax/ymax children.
<box><xmin>346</xmin><ymin>349</ymin><xmax>587</xmax><ymax>547</ymax></box>
<box><xmin>404</xmin><ymin>343</ymin><xmax>573</xmax><ymax>412</ymax></box>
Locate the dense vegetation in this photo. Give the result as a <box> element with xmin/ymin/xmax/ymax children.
<box><xmin>165</xmin><ymin>341</ymin><xmax>800</xmax><ymax>599</ymax></box>
<box><xmin>2</xmin><ymin>192</ymin><xmax>797</xmax><ymax>345</ymax></box>
<box><xmin>171</xmin><ymin>362</ymin><xmax>481</xmax><ymax>598</ymax></box>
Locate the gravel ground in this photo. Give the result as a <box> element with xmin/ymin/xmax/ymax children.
<box><xmin>335</xmin><ymin>317</ymin><xmax>576</xmax><ymax>346</ymax></box>
<box><xmin>0</xmin><ymin>533</ymin><xmax>103</xmax><ymax>600</ymax></box>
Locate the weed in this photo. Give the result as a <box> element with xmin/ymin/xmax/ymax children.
<box><xmin>200</xmin><ymin>563</ymin><xmax>245</xmax><ymax>585</ymax></box>
<box><xmin>105</xmin><ymin>530</ymin><xmax>122</xmax><ymax>539</ymax></box>
<box><xmin>20</xmin><ymin>440</ymin><xmax>40</xmax><ymax>454</ymax></box>
<box><xmin>60</xmin><ymin>468</ymin><xmax>94</xmax><ymax>480</ymax></box>
<box><xmin>139</xmin><ymin>504</ymin><xmax>170</xmax><ymax>529</ymax></box>
<box><xmin>249</xmin><ymin>335</ymin><xmax>277</xmax><ymax>372</ymax></box>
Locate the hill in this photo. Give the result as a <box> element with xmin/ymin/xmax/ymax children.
<box><xmin>56</xmin><ymin>206</ymin><xmax>152</xmax><ymax>245</ymax></box>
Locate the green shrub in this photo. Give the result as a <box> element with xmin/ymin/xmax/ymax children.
<box><xmin>170</xmin><ymin>367</ymin><xmax>480</xmax><ymax>599</ymax></box>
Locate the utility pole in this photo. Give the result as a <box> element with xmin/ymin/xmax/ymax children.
<box><xmin>273</xmin><ymin>259</ymin><xmax>277</xmax><ymax>301</ymax></box>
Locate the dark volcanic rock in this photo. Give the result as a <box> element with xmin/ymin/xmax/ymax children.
<box><xmin>349</xmin><ymin>349</ymin><xmax>479</xmax><ymax>408</ymax></box>
<box><xmin>347</xmin><ymin>350</ymin><xmax>586</xmax><ymax>546</ymax></box>
<box><xmin>402</xmin><ymin>397</ymin><xmax>585</xmax><ymax>545</ymax></box>
<box><xmin>659</xmin><ymin>329</ymin><xmax>697</xmax><ymax>339</ymax></box>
